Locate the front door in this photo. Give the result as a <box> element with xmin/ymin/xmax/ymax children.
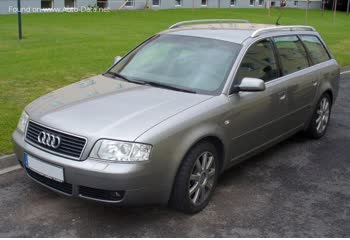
<box><xmin>225</xmin><ymin>38</ymin><xmax>289</xmax><ymax>163</ymax></box>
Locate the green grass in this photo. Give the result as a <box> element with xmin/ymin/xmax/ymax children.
<box><xmin>0</xmin><ymin>8</ymin><xmax>349</xmax><ymax>155</ymax></box>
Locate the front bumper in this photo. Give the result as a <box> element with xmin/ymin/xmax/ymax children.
<box><xmin>12</xmin><ymin>130</ymin><xmax>171</xmax><ymax>206</ymax></box>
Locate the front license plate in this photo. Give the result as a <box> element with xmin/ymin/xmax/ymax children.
<box><xmin>24</xmin><ymin>153</ymin><xmax>64</xmax><ymax>182</ymax></box>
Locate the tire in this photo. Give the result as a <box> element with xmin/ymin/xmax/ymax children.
<box><xmin>170</xmin><ymin>141</ymin><xmax>219</xmax><ymax>214</ymax></box>
<box><xmin>305</xmin><ymin>93</ymin><xmax>332</xmax><ymax>139</ymax></box>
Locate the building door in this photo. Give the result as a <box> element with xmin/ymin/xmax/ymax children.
<box><xmin>41</xmin><ymin>0</ymin><xmax>53</xmax><ymax>8</ymax></box>
<box><xmin>97</xmin><ymin>0</ymin><xmax>108</xmax><ymax>8</ymax></box>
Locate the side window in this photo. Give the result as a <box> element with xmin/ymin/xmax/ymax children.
<box><xmin>273</xmin><ymin>35</ymin><xmax>309</xmax><ymax>75</ymax></box>
<box><xmin>235</xmin><ymin>38</ymin><xmax>279</xmax><ymax>83</ymax></box>
<box><xmin>300</xmin><ymin>35</ymin><xmax>330</xmax><ymax>65</ymax></box>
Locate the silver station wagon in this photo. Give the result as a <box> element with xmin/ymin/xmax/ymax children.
<box><xmin>13</xmin><ymin>20</ymin><xmax>340</xmax><ymax>213</ymax></box>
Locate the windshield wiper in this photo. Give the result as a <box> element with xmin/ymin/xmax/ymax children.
<box><xmin>104</xmin><ymin>72</ymin><xmax>196</xmax><ymax>94</ymax></box>
<box><xmin>104</xmin><ymin>72</ymin><xmax>146</xmax><ymax>85</ymax></box>
<box><xmin>144</xmin><ymin>81</ymin><xmax>197</xmax><ymax>94</ymax></box>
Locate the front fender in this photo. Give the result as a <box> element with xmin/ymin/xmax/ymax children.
<box><xmin>135</xmin><ymin>95</ymin><xmax>230</xmax><ymax>201</ymax></box>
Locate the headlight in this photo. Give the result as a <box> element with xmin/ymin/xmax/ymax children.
<box><xmin>17</xmin><ymin>111</ymin><xmax>29</xmax><ymax>133</ymax></box>
<box><xmin>90</xmin><ymin>140</ymin><xmax>152</xmax><ymax>162</ymax></box>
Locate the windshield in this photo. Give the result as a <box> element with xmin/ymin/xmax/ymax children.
<box><xmin>108</xmin><ymin>34</ymin><xmax>241</xmax><ymax>95</ymax></box>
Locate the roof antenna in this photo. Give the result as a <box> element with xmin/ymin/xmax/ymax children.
<box><xmin>275</xmin><ymin>16</ymin><xmax>282</xmax><ymax>25</ymax></box>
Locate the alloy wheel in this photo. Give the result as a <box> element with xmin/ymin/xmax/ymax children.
<box><xmin>188</xmin><ymin>151</ymin><xmax>216</xmax><ymax>205</ymax></box>
<box><xmin>315</xmin><ymin>97</ymin><xmax>330</xmax><ymax>134</ymax></box>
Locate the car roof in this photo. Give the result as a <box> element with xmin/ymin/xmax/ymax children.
<box><xmin>161</xmin><ymin>23</ymin><xmax>316</xmax><ymax>44</ymax></box>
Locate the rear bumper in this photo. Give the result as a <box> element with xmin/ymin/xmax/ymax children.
<box><xmin>12</xmin><ymin>130</ymin><xmax>171</xmax><ymax>206</ymax></box>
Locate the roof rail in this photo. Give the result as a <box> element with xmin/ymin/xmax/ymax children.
<box><xmin>169</xmin><ymin>19</ymin><xmax>250</xmax><ymax>29</ymax></box>
<box><xmin>251</xmin><ymin>25</ymin><xmax>315</xmax><ymax>37</ymax></box>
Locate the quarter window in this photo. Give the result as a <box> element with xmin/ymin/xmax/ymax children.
<box><xmin>300</xmin><ymin>35</ymin><xmax>330</xmax><ymax>65</ymax></box>
<box><xmin>235</xmin><ymin>38</ymin><xmax>279</xmax><ymax>83</ymax></box>
<box><xmin>273</xmin><ymin>35</ymin><xmax>309</xmax><ymax>75</ymax></box>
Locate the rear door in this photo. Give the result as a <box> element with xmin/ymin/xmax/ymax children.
<box><xmin>299</xmin><ymin>34</ymin><xmax>336</xmax><ymax>101</ymax></box>
<box><xmin>272</xmin><ymin>35</ymin><xmax>317</xmax><ymax>128</ymax></box>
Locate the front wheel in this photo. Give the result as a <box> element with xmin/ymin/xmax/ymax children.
<box><xmin>170</xmin><ymin>141</ymin><xmax>219</xmax><ymax>214</ymax></box>
<box><xmin>305</xmin><ymin>93</ymin><xmax>332</xmax><ymax>139</ymax></box>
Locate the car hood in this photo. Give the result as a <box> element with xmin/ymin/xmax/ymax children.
<box><xmin>26</xmin><ymin>75</ymin><xmax>212</xmax><ymax>141</ymax></box>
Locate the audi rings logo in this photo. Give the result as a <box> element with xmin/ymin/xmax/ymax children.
<box><xmin>37</xmin><ymin>131</ymin><xmax>61</xmax><ymax>149</ymax></box>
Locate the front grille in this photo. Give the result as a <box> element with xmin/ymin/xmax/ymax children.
<box><xmin>26</xmin><ymin>168</ymin><xmax>73</xmax><ymax>195</ymax></box>
<box><xmin>79</xmin><ymin>186</ymin><xmax>124</xmax><ymax>202</ymax></box>
<box><xmin>25</xmin><ymin>121</ymin><xmax>87</xmax><ymax>160</ymax></box>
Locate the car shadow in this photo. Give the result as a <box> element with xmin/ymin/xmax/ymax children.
<box><xmin>218</xmin><ymin>132</ymin><xmax>310</xmax><ymax>184</ymax></box>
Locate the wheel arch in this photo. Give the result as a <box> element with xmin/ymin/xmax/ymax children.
<box><xmin>168</xmin><ymin>127</ymin><xmax>228</xmax><ymax>203</ymax></box>
<box><xmin>184</xmin><ymin>135</ymin><xmax>226</xmax><ymax>174</ymax></box>
<box><xmin>316</xmin><ymin>78</ymin><xmax>334</xmax><ymax>106</ymax></box>
<box><xmin>304</xmin><ymin>87</ymin><xmax>334</xmax><ymax>132</ymax></box>
<box><xmin>323</xmin><ymin>89</ymin><xmax>333</xmax><ymax>105</ymax></box>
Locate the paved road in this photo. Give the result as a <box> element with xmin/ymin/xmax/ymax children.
<box><xmin>1</xmin><ymin>74</ymin><xmax>350</xmax><ymax>237</ymax></box>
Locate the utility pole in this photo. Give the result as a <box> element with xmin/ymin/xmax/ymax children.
<box><xmin>305</xmin><ymin>0</ymin><xmax>309</xmax><ymax>24</ymax></box>
<box><xmin>321</xmin><ymin>0</ymin><xmax>325</xmax><ymax>16</ymax></box>
<box><xmin>333</xmin><ymin>0</ymin><xmax>337</xmax><ymax>23</ymax></box>
<box><xmin>17</xmin><ymin>0</ymin><xmax>22</xmax><ymax>40</ymax></box>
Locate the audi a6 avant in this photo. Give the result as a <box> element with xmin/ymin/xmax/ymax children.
<box><xmin>13</xmin><ymin>20</ymin><xmax>339</xmax><ymax>213</ymax></box>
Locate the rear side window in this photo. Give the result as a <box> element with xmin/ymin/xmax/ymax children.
<box><xmin>235</xmin><ymin>38</ymin><xmax>279</xmax><ymax>83</ymax></box>
<box><xmin>300</xmin><ymin>35</ymin><xmax>330</xmax><ymax>65</ymax></box>
<box><xmin>273</xmin><ymin>35</ymin><xmax>309</xmax><ymax>75</ymax></box>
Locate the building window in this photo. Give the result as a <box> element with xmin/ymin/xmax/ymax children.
<box><xmin>258</xmin><ymin>0</ymin><xmax>263</xmax><ymax>5</ymax></box>
<box><xmin>294</xmin><ymin>1</ymin><xmax>297</xmax><ymax>6</ymax></box>
<box><xmin>230</xmin><ymin>0</ymin><xmax>236</xmax><ymax>5</ymax></box>
<box><xmin>201</xmin><ymin>0</ymin><xmax>207</xmax><ymax>6</ymax></box>
<box><xmin>249</xmin><ymin>0</ymin><xmax>255</xmax><ymax>5</ymax></box>
<box><xmin>125</xmin><ymin>0</ymin><xmax>135</xmax><ymax>7</ymax></box>
<box><xmin>97</xmin><ymin>0</ymin><xmax>108</xmax><ymax>8</ymax></box>
<box><xmin>41</xmin><ymin>0</ymin><xmax>53</xmax><ymax>8</ymax></box>
<box><xmin>64</xmin><ymin>0</ymin><xmax>75</xmax><ymax>7</ymax></box>
<box><xmin>152</xmin><ymin>0</ymin><xmax>160</xmax><ymax>6</ymax></box>
<box><xmin>175</xmin><ymin>0</ymin><xmax>182</xmax><ymax>6</ymax></box>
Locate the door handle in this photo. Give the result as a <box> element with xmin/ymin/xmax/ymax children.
<box><xmin>279</xmin><ymin>92</ymin><xmax>286</xmax><ymax>101</ymax></box>
<box><xmin>312</xmin><ymin>80</ymin><xmax>318</xmax><ymax>86</ymax></box>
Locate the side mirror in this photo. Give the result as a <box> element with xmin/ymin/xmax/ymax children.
<box><xmin>114</xmin><ymin>56</ymin><xmax>122</xmax><ymax>64</ymax></box>
<box><xmin>234</xmin><ymin>77</ymin><xmax>266</xmax><ymax>92</ymax></box>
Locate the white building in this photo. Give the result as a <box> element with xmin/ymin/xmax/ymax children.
<box><xmin>1</xmin><ymin>0</ymin><xmax>322</xmax><ymax>14</ymax></box>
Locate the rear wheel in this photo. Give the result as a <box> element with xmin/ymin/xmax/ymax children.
<box><xmin>305</xmin><ymin>93</ymin><xmax>332</xmax><ymax>139</ymax></box>
<box><xmin>170</xmin><ymin>141</ymin><xmax>219</xmax><ymax>214</ymax></box>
